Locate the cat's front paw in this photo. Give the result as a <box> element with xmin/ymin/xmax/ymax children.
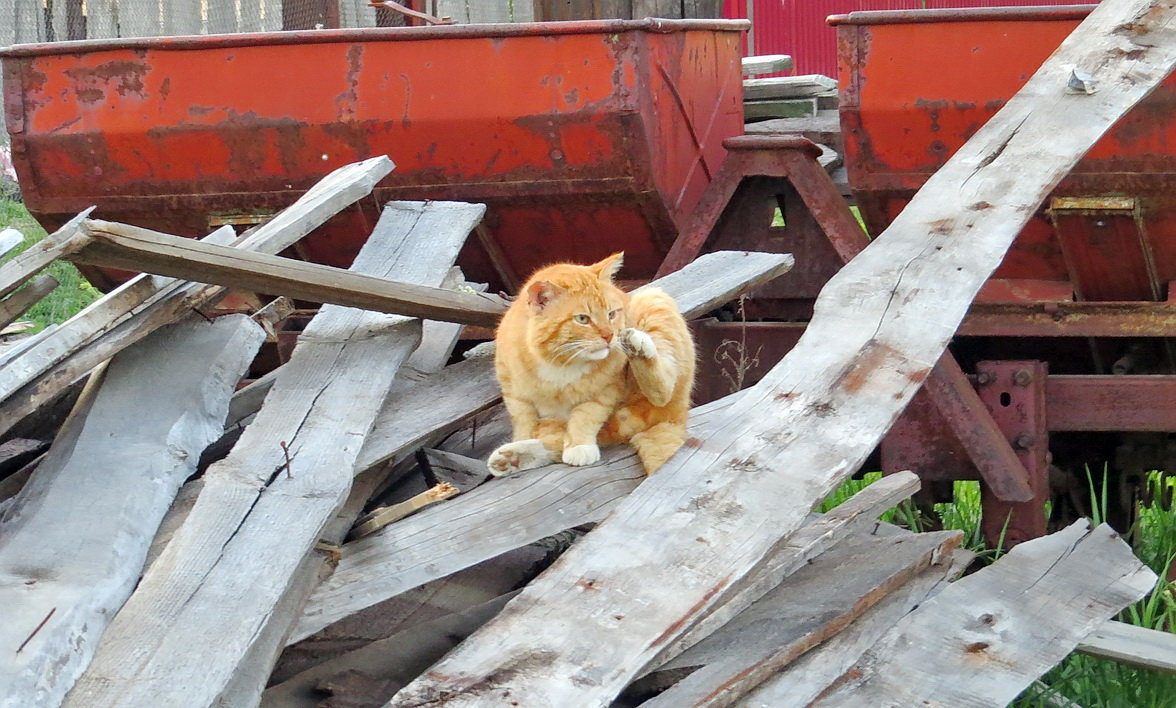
<box><xmin>618</xmin><ymin>328</ymin><xmax>657</xmax><ymax>359</ymax></box>
<box><xmin>562</xmin><ymin>444</ymin><xmax>601</xmax><ymax>466</ymax></box>
<box><xmin>488</xmin><ymin>439</ymin><xmax>553</xmax><ymax>477</ymax></box>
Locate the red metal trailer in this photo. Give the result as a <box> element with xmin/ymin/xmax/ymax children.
<box><xmin>1</xmin><ymin>19</ymin><xmax>746</xmax><ymax>290</ymax></box>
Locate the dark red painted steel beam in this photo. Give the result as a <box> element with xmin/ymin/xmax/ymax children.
<box><xmin>960</xmin><ymin>301</ymin><xmax>1176</xmax><ymax>337</ymax></box>
<box><xmin>1046</xmin><ymin>376</ymin><xmax>1176</xmax><ymax>432</ymax></box>
<box><xmin>924</xmin><ymin>355</ymin><xmax>1034</xmax><ymax>502</ymax></box>
<box><xmin>976</xmin><ymin>360</ymin><xmax>1050</xmax><ymax>548</ymax></box>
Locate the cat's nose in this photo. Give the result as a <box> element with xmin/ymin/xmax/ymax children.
<box><xmin>601</xmin><ymin>331</ymin><xmax>614</xmax><ymax>343</ymax></box>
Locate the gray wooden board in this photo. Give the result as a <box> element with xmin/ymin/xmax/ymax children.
<box><xmin>734</xmin><ymin>566</ymin><xmax>958</xmax><ymax>707</ymax></box>
<box><xmin>273</xmin><ymin>543</ymin><xmax>548</xmax><ymax>687</ymax></box>
<box><xmin>809</xmin><ymin>522</ymin><xmax>1156</xmax><ymax>707</ymax></box>
<box><xmin>641</xmin><ymin>530</ymin><xmax>962</xmax><ymax>708</ymax></box>
<box><xmin>0</xmin><ymin>228</ymin><xmax>24</xmax><ymax>258</ymax></box>
<box><xmin>72</xmin><ymin>219</ymin><xmax>508</xmax><ymax>326</ymax></box>
<box><xmin>0</xmin><ymin>208</ymin><xmax>92</xmax><ymax>300</ymax></box>
<box><xmin>0</xmin><ymin>157</ymin><xmax>393</xmax><ymax>439</ymax></box>
<box><xmin>741</xmin><ymin>54</ymin><xmax>793</xmax><ymax>76</ymax></box>
<box><xmin>1076</xmin><ymin>619</ymin><xmax>1176</xmax><ymax>674</ymax></box>
<box><xmin>385</xmin><ymin>3</ymin><xmax>1176</xmax><ymax>704</ymax></box>
<box><xmin>265</xmin><ymin>593</ymin><xmax>518</xmax><ymax>708</ymax></box>
<box><xmin>742</xmin><ymin>74</ymin><xmax>837</xmax><ymax>101</ymax></box>
<box><xmin>643</xmin><ymin>472</ymin><xmax>921</xmax><ymax>672</ymax></box>
<box><xmin>0</xmin><ymin>274</ymin><xmax>58</xmax><ymax>330</ymax></box>
<box><xmin>355</xmin><ymin>356</ymin><xmax>501</xmax><ymax>473</ymax></box>
<box><xmin>214</xmin><ymin>295</ymin><xmax>472</xmax><ymax>707</ymax></box>
<box><xmin>0</xmin><ymin>316</ymin><xmax>263</xmax><ymax>708</ymax></box>
<box><xmin>64</xmin><ymin>200</ymin><xmax>480</xmax><ymax>708</ymax></box>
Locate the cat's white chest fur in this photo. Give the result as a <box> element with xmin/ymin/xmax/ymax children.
<box><xmin>536</xmin><ymin>361</ymin><xmax>591</xmax><ymax>387</ymax></box>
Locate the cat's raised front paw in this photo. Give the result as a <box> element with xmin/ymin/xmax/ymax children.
<box><xmin>488</xmin><ymin>439</ymin><xmax>553</xmax><ymax>477</ymax></box>
<box><xmin>562</xmin><ymin>444</ymin><xmax>601</xmax><ymax>466</ymax></box>
<box><xmin>618</xmin><ymin>328</ymin><xmax>657</xmax><ymax>359</ymax></box>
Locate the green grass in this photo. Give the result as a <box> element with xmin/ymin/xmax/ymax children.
<box><xmin>1</xmin><ymin>199</ymin><xmax>100</xmax><ymax>329</ymax></box>
<box><xmin>822</xmin><ymin>470</ymin><xmax>1176</xmax><ymax>707</ymax></box>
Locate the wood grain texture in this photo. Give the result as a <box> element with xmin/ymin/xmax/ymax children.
<box><xmin>0</xmin><ymin>208</ymin><xmax>92</xmax><ymax>300</ymax></box>
<box><xmin>65</xmin><ymin>200</ymin><xmax>478</xmax><ymax>708</ymax></box>
<box><xmin>0</xmin><ymin>316</ymin><xmax>263</xmax><ymax>708</ymax></box>
<box><xmin>0</xmin><ymin>274</ymin><xmax>58</xmax><ymax>330</ymax></box>
<box><xmin>1077</xmin><ymin>620</ymin><xmax>1176</xmax><ymax>674</ymax></box>
<box><xmin>734</xmin><ymin>567</ymin><xmax>957</xmax><ymax>707</ymax></box>
<box><xmin>644</xmin><ymin>530</ymin><xmax>961</xmax><ymax>708</ymax></box>
<box><xmin>810</xmin><ymin>522</ymin><xmax>1156</xmax><ymax>707</ymax></box>
<box><xmin>387</xmin><ymin>3</ymin><xmax>1176</xmax><ymax>704</ymax></box>
<box><xmin>0</xmin><ymin>156</ymin><xmax>393</xmax><ymax>439</ymax></box>
<box><xmin>73</xmin><ymin>220</ymin><xmax>509</xmax><ymax>326</ymax></box>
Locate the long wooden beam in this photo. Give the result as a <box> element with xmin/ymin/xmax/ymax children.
<box><xmin>387</xmin><ymin>2</ymin><xmax>1176</xmax><ymax>704</ymax></box>
<box><xmin>71</xmin><ymin>219</ymin><xmax>509</xmax><ymax>327</ymax></box>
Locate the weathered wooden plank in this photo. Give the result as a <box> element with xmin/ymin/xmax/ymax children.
<box><xmin>268</xmin><ymin>593</ymin><xmax>516</xmax><ymax>708</ymax></box>
<box><xmin>741</xmin><ymin>54</ymin><xmax>793</xmax><ymax>76</ymax></box>
<box><xmin>0</xmin><ymin>316</ymin><xmax>263</xmax><ymax>708</ymax></box>
<box><xmin>734</xmin><ymin>567</ymin><xmax>958</xmax><ymax>707</ymax></box>
<box><xmin>641</xmin><ymin>250</ymin><xmax>792</xmax><ymax>317</ymax></box>
<box><xmin>276</xmin><ymin>541</ymin><xmax>551</xmax><ymax>684</ymax></box>
<box><xmin>65</xmin><ymin>200</ymin><xmax>479</xmax><ymax>708</ymax></box>
<box><xmin>809</xmin><ymin>522</ymin><xmax>1155</xmax><ymax>707</ymax></box>
<box><xmin>72</xmin><ymin>220</ymin><xmax>509</xmax><ymax>326</ymax></box>
<box><xmin>0</xmin><ymin>156</ymin><xmax>393</xmax><ymax>439</ymax></box>
<box><xmin>0</xmin><ymin>208</ymin><xmax>91</xmax><ymax>300</ymax></box>
<box><xmin>642</xmin><ymin>530</ymin><xmax>961</xmax><ymax>708</ymax></box>
<box><xmin>0</xmin><ymin>274</ymin><xmax>57</xmax><ymax>330</ymax></box>
<box><xmin>647</xmin><ymin>472</ymin><xmax>921</xmax><ymax>671</ymax></box>
<box><xmin>1076</xmin><ymin>620</ymin><xmax>1176</xmax><ymax>674</ymax></box>
<box><xmin>0</xmin><ymin>226</ymin><xmax>235</xmax><ymax>413</ymax></box>
<box><xmin>742</xmin><ymin>74</ymin><xmax>837</xmax><ymax>101</ymax></box>
<box><xmin>387</xmin><ymin>3</ymin><xmax>1176</xmax><ymax>704</ymax></box>
<box><xmin>0</xmin><ymin>227</ymin><xmax>24</xmax><ymax>258</ymax></box>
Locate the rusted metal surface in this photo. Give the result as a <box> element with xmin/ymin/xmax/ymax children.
<box><xmin>1</xmin><ymin>19</ymin><xmax>747</xmax><ymax>289</ymax></box>
<box><xmin>834</xmin><ymin>5</ymin><xmax>1176</xmax><ymax>293</ymax></box>
<box><xmin>960</xmin><ymin>302</ymin><xmax>1176</xmax><ymax>338</ymax></box>
<box><xmin>976</xmin><ymin>360</ymin><xmax>1050</xmax><ymax>547</ymax></box>
<box><xmin>1046</xmin><ymin>376</ymin><xmax>1176</xmax><ymax>432</ymax></box>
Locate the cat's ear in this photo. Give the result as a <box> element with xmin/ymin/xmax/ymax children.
<box><xmin>593</xmin><ymin>252</ymin><xmax>624</xmax><ymax>283</ymax></box>
<box><xmin>527</xmin><ymin>280</ymin><xmax>562</xmax><ymax>313</ymax></box>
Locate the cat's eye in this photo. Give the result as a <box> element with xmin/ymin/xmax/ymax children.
<box><xmin>574</xmin><ymin>314</ymin><xmax>591</xmax><ymax>324</ymax></box>
<box><xmin>607</xmin><ymin>309</ymin><xmax>619</xmax><ymax>320</ymax></box>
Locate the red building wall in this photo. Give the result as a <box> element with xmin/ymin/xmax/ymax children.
<box><xmin>723</xmin><ymin>1</ymin><xmax>1090</xmax><ymax>77</ymax></box>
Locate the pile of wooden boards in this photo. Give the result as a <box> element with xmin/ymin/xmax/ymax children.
<box><xmin>1</xmin><ymin>2</ymin><xmax>1175</xmax><ymax>703</ymax></box>
<box><xmin>0</xmin><ymin>155</ymin><xmax>1166</xmax><ymax>708</ymax></box>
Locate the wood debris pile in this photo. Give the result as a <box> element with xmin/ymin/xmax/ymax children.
<box><xmin>2</xmin><ymin>1</ymin><xmax>1176</xmax><ymax>703</ymax></box>
<box><xmin>0</xmin><ymin>155</ymin><xmax>1164</xmax><ymax>708</ymax></box>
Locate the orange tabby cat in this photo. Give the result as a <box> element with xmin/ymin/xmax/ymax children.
<box><xmin>489</xmin><ymin>252</ymin><xmax>695</xmax><ymax>476</ymax></box>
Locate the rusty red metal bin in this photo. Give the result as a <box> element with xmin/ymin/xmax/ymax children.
<box><xmin>833</xmin><ymin>5</ymin><xmax>1176</xmax><ymax>304</ymax></box>
<box><xmin>1</xmin><ymin>19</ymin><xmax>747</xmax><ymax>289</ymax></box>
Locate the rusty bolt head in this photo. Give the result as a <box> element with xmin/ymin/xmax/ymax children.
<box><xmin>976</xmin><ymin>372</ymin><xmax>993</xmax><ymax>386</ymax></box>
<box><xmin>1013</xmin><ymin>369</ymin><xmax>1033</xmax><ymax>386</ymax></box>
<box><xmin>1014</xmin><ymin>433</ymin><xmax>1036</xmax><ymax>450</ymax></box>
